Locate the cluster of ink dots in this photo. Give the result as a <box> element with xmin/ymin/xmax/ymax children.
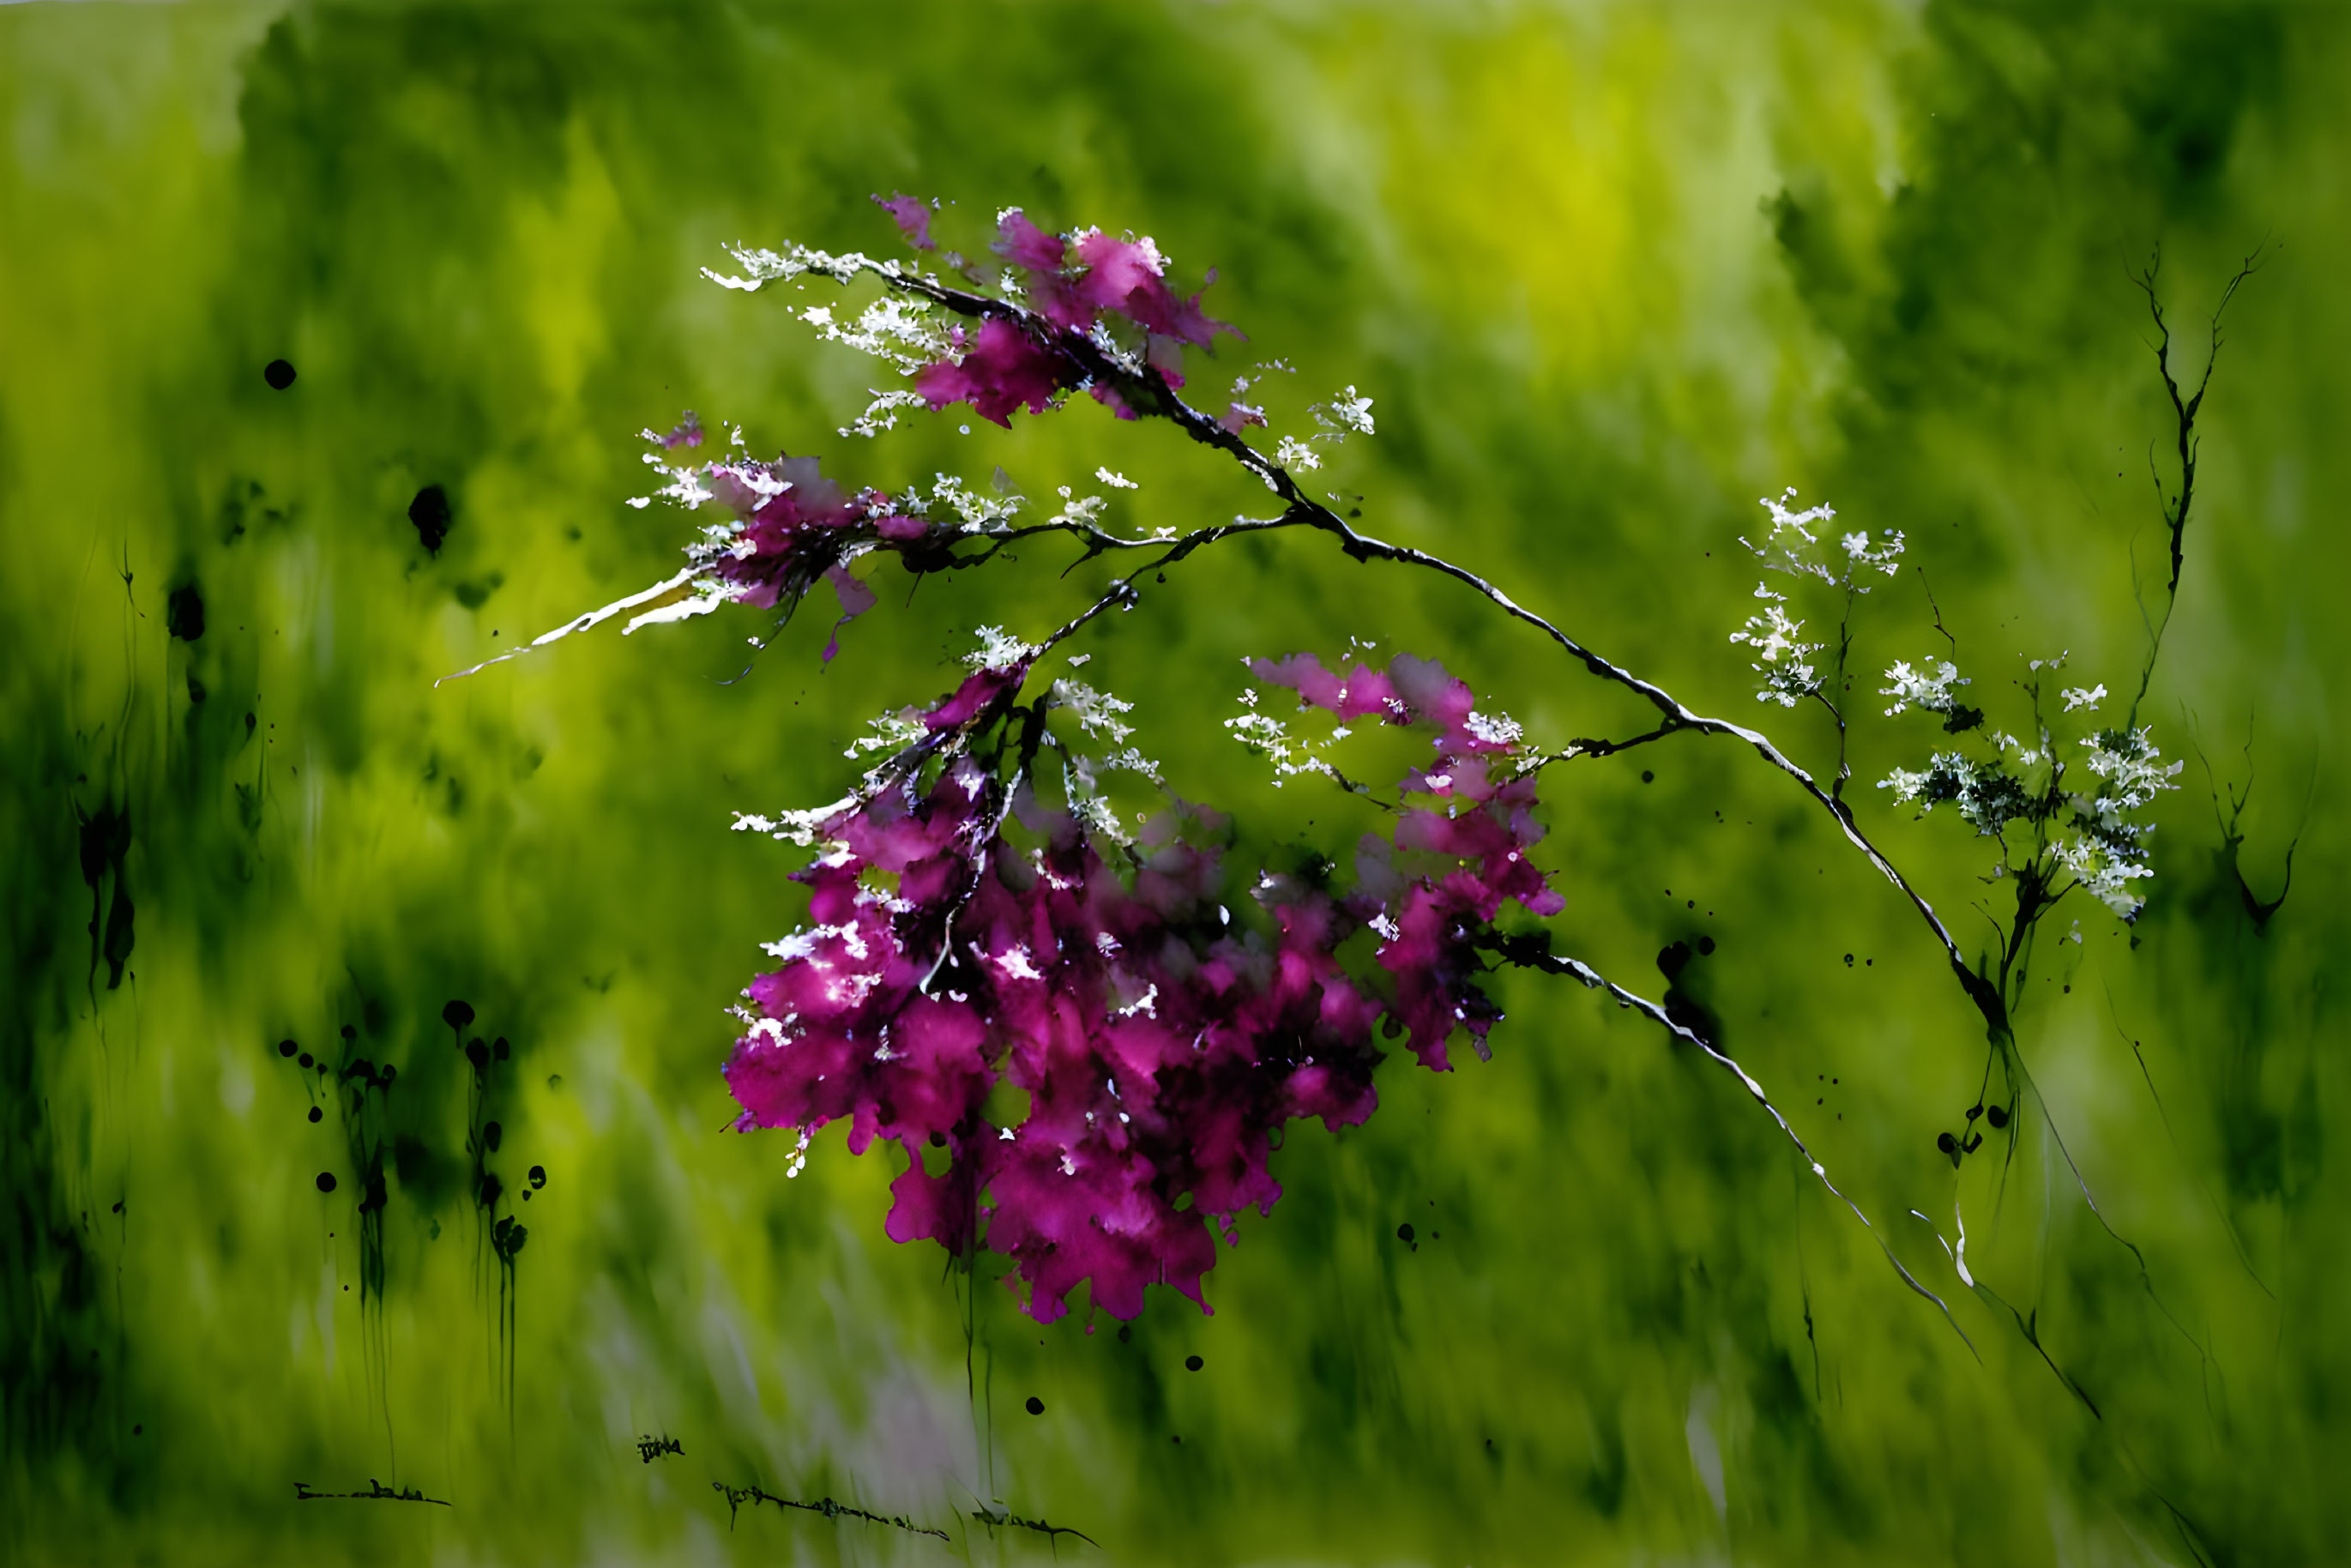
<box><xmin>276</xmin><ymin>1022</ymin><xmax>546</xmax><ymax>1199</ymax></box>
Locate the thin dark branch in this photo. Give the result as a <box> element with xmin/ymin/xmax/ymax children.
<box><xmin>820</xmin><ymin>254</ymin><xmax>2016</xmax><ymax>1046</ymax></box>
<box><xmin>1485</xmin><ymin>933</ymin><xmax>1977</xmax><ymax>1357</ymax></box>
<box><xmin>2125</xmin><ymin>244</ymin><xmax>2264</xmax><ymax>723</ymax></box>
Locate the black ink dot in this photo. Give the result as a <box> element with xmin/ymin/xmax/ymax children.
<box><xmin>1025</xmin><ymin>1396</ymin><xmax>1045</xmax><ymax>1415</ymax></box>
<box><xmin>484</xmin><ymin>1121</ymin><xmax>503</xmax><ymax>1153</ymax></box>
<box><xmin>316</xmin><ymin>1172</ymin><xmax>337</xmax><ymax>1193</ymax></box>
<box><xmin>409</xmin><ymin>485</ymin><xmax>452</xmax><ymax>555</ymax></box>
<box><xmin>443</xmin><ymin>999</ymin><xmax>474</xmax><ymax>1031</ymax></box>
<box><xmin>528</xmin><ymin>1165</ymin><xmax>546</xmax><ymax>1190</ymax></box>
<box><xmin>1185</xmin><ymin>1354</ymin><xmax>1203</xmax><ymax>1372</ymax></box>
<box><xmin>1641</xmin><ymin>770</ymin><xmax>1655</xmax><ymax>783</ymax></box>
<box><xmin>186</xmin><ymin>674</ymin><xmax>208</xmax><ymax>704</ymax></box>
<box><xmin>1843</xmin><ymin>953</ymin><xmax>1854</xmax><ymax>967</ymax></box>
<box><xmin>166</xmin><ymin>584</ymin><xmax>206</xmax><ymax>642</ymax></box>
<box><xmin>308</xmin><ymin>1107</ymin><xmax>323</xmax><ymax>1124</ymax></box>
<box><xmin>133</xmin><ymin>1424</ymin><xmax>142</xmax><ymax>1435</ymax></box>
<box><xmin>263</xmin><ymin>359</ymin><xmax>296</xmax><ymax>390</ymax></box>
<box><xmin>278</xmin><ymin>1040</ymin><xmax>298</xmax><ymax>1058</ymax></box>
<box><xmin>467</xmin><ymin>1039</ymin><xmax>488</xmax><ymax>1069</ymax></box>
<box><xmin>1117</xmin><ymin>1324</ymin><xmax>1131</xmax><ymax>1343</ymax></box>
<box><xmin>1935</xmin><ymin>1132</ymin><xmax>1956</xmax><ymax>1155</ymax></box>
<box><xmin>1697</xmin><ymin>936</ymin><xmax>1715</xmax><ymax>956</ymax></box>
<box><xmin>1396</xmin><ymin>1222</ymin><xmax>1415</xmax><ymax>1243</ymax></box>
<box><xmin>341</xmin><ymin>1024</ymin><xmax>357</xmax><ymax>1040</ymax></box>
<box><xmin>1686</xmin><ymin>900</ymin><xmax>1695</xmax><ymax>909</ymax></box>
<box><xmin>298</xmin><ymin>1052</ymin><xmax>313</xmax><ymax>1070</ymax></box>
<box><xmin>493</xmin><ymin>1036</ymin><xmax>509</xmax><ymax>1062</ymax></box>
<box><xmin>1986</xmin><ymin>1105</ymin><xmax>2010</xmax><ymax>1129</ymax></box>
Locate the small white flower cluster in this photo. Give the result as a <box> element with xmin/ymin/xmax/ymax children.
<box><xmin>797</xmin><ymin>295</ymin><xmax>952</xmax><ymax>373</ymax></box>
<box><xmin>1051</xmin><ymin>678</ymin><xmax>1135</xmax><ymax>742</ymax></box>
<box><xmin>1041</xmin><ymin>678</ymin><xmax>1162</xmax><ymax>846</ymax></box>
<box><xmin>845</xmin><ymin>709</ymin><xmax>928</xmax><ymax>761</ymax></box>
<box><xmin>1740</xmin><ymin>488</ymin><xmax>1905</xmax><ymax>585</ymax></box>
<box><xmin>2059</xmin><ymin>724</ymin><xmax>2184</xmax><ymax>918</ymax></box>
<box><xmin>1877</xmin><ymin>751</ymin><xmax>2031</xmax><ymax>835</ymax></box>
<box><xmin>1224</xmin><ymin>707</ymin><xmax>1335</xmax><ymax>787</ymax></box>
<box><xmin>1268</xmin><ymin>383</ymin><xmax>1375</xmax><ymax>478</ymax></box>
<box><xmin>839</xmin><ymin>388</ymin><xmax>929</xmax><ymax>440</ymax></box>
<box><xmin>1045</xmin><ymin>486</ymin><xmax>1109</xmax><ymax>528</ymax></box>
<box><xmin>702</xmin><ymin>240</ymin><xmax>894</xmax><ymax>291</ymax></box>
<box><xmin>1880</xmin><ymin>658</ymin><xmax>1970</xmax><ymax>717</ymax></box>
<box><xmin>1311</xmin><ymin>386</ymin><xmax>1377</xmax><ymax>437</ymax></box>
<box><xmin>1061</xmin><ymin>755</ymin><xmax>1129</xmax><ymax>844</ymax></box>
<box><xmin>1463</xmin><ymin>710</ymin><xmax>1524</xmax><ymax>748</ymax></box>
<box><xmin>732</xmin><ymin>793</ymin><xmax>859</xmax><ymax>848</ymax></box>
<box><xmin>2061</xmin><ymin>683</ymin><xmax>2108</xmax><ymax>714</ymax></box>
<box><xmin>964</xmin><ymin>624</ymin><xmax>1040</xmax><ymax>670</ymax></box>
<box><xmin>905</xmin><ymin>472</ymin><xmax>1025</xmax><ymax>533</ymax></box>
<box><xmin>1728</xmin><ymin>592</ymin><xmax>1824</xmax><ymax>708</ymax></box>
<box><xmin>1726</xmin><ymin>489</ymin><xmax>1902</xmax><ymax>709</ymax></box>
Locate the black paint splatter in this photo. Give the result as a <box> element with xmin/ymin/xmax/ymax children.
<box><xmin>409</xmin><ymin>485</ymin><xmax>451</xmax><ymax>554</ymax></box>
<box><xmin>166</xmin><ymin>583</ymin><xmax>205</xmax><ymax>642</ymax></box>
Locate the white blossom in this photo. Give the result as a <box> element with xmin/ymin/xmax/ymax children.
<box><xmin>1881</xmin><ymin>658</ymin><xmax>1971</xmax><ymax>717</ymax></box>
<box><xmin>1311</xmin><ymin>386</ymin><xmax>1376</xmax><ymax>437</ymax></box>
<box><xmin>1051</xmin><ymin>679</ymin><xmax>1136</xmax><ymax>743</ymax></box>
<box><xmin>2060</xmin><ymin>683</ymin><xmax>2107</xmax><ymax>714</ymax></box>
<box><xmin>964</xmin><ymin>624</ymin><xmax>1039</xmax><ymax>670</ymax></box>
<box><xmin>1729</xmin><ymin>593</ymin><xmax>1824</xmax><ymax>707</ymax></box>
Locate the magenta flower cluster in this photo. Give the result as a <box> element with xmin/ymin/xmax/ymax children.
<box><xmin>907</xmin><ymin>206</ymin><xmax>1239</xmax><ymax>426</ymax></box>
<box><xmin>722</xmin><ymin>651</ymin><xmax>1561</xmax><ymax>1322</ymax></box>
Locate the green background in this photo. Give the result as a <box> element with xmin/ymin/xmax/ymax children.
<box><xmin>2</xmin><ymin>3</ymin><xmax>2339</xmax><ymax>1563</ymax></box>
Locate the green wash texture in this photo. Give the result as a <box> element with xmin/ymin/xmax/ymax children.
<box><xmin>1</xmin><ymin>3</ymin><xmax>2341</xmax><ymax>1566</ymax></box>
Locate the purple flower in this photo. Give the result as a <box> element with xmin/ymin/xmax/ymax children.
<box><xmin>872</xmin><ymin>191</ymin><xmax>937</xmax><ymax>252</ymax></box>
<box><xmin>992</xmin><ymin>208</ymin><xmax>1068</xmax><ymax>274</ymax></box>
<box><xmin>914</xmin><ymin>317</ymin><xmax>1068</xmax><ymax>427</ymax></box>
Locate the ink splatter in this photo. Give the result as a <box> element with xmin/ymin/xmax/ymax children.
<box><xmin>409</xmin><ymin>485</ymin><xmax>451</xmax><ymax>554</ymax></box>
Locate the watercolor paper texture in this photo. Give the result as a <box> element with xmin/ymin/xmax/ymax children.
<box><xmin>3</xmin><ymin>4</ymin><xmax>2342</xmax><ymax>1565</ymax></box>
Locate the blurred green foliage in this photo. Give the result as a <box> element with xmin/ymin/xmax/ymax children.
<box><xmin>2</xmin><ymin>3</ymin><xmax>2342</xmax><ymax>1563</ymax></box>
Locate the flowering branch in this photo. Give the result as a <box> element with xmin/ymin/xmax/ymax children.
<box><xmin>444</xmin><ymin>196</ymin><xmax>2249</xmax><ymax>1345</ymax></box>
